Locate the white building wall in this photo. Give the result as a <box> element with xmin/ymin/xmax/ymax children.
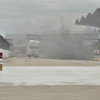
<box><xmin>0</xmin><ymin>49</ymin><xmax>14</xmax><ymax>58</ymax></box>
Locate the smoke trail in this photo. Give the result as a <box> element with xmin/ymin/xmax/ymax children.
<box><xmin>40</xmin><ymin>32</ymin><xmax>93</xmax><ymax>60</ymax></box>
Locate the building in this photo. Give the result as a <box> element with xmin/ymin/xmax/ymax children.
<box><xmin>5</xmin><ymin>33</ymin><xmax>61</xmax><ymax>54</ymax></box>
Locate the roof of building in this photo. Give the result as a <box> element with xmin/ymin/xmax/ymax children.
<box><xmin>75</xmin><ymin>8</ymin><xmax>100</xmax><ymax>27</ymax></box>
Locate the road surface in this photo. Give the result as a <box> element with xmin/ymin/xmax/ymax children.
<box><xmin>3</xmin><ymin>56</ymin><xmax>100</xmax><ymax>66</ymax></box>
<box><xmin>1</xmin><ymin>56</ymin><xmax>100</xmax><ymax>100</ymax></box>
<box><xmin>0</xmin><ymin>66</ymin><xmax>100</xmax><ymax>85</ymax></box>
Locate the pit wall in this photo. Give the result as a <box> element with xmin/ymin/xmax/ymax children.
<box><xmin>0</xmin><ymin>49</ymin><xmax>14</xmax><ymax>58</ymax></box>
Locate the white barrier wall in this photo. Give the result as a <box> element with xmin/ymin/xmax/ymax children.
<box><xmin>0</xmin><ymin>49</ymin><xmax>14</xmax><ymax>58</ymax></box>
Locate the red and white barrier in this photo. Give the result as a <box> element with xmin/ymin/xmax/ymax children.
<box><xmin>0</xmin><ymin>52</ymin><xmax>3</xmax><ymax>70</ymax></box>
<box><xmin>0</xmin><ymin>49</ymin><xmax>14</xmax><ymax>58</ymax></box>
<box><xmin>94</xmin><ymin>50</ymin><xmax>100</xmax><ymax>54</ymax></box>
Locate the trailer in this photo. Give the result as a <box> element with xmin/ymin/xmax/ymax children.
<box><xmin>27</xmin><ymin>40</ymin><xmax>40</xmax><ymax>57</ymax></box>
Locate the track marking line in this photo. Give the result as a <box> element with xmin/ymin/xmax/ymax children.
<box><xmin>4</xmin><ymin>57</ymin><xmax>16</xmax><ymax>63</ymax></box>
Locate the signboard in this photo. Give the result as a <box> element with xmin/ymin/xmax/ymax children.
<box><xmin>0</xmin><ymin>52</ymin><xmax>2</xmax><ymax>58</ymax></box>
<box><xmin>26</xmin><ymin>35</ymin><xmax>41</xmax><ymax>40</ymax></box>
<box><xmin>94</xmin><ymin>50</ymin><xmax>100</xmax><ymax>54</ymax></box>
<box><xmin>10</xmin><ymin>46</ymin><xmax>13</xmax><ymax>50</ymax></box>
<box><xmin>0</xmin><ymin>52</ymin><xmax>3</xmax><ymax>70</ymax></box>
<box><xmin>97</xmin><ymin>50</ymin><xmax>99</xmax><ymax>54</ymax></box>
<box><xmin>94</xmin><ymin>50</ymin><xmax>96</xmax><ymax>54</ymax></box>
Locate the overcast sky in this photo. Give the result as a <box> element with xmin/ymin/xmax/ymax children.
<box><xmin>0</xmin><ymin>0</ymin><xmax>100</xmax><ymax>35</ymax></box>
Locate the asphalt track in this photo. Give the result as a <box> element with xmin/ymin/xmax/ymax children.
<box><xmin>1</xmin><ymin>57</ymin><xmax>100</xmax><ymax>100</ymax></box>
<box><xmin>3</xmin><ymin>56</ymin><xmax>100</xmax><ymax>66</ymax></box>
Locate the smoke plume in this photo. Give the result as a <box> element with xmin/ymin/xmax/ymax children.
<box><xmin>40</xmin><ymin>31</ymin><xmax>93</xmax><ymax>60</ymax></box>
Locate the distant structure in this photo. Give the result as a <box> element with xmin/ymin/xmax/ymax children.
<box><xmin>5</xmin><ymin>33</ymin><xmax>61</xmax><ymax>54</ymax></box>
<box><xmin>74</xmin><ymin>8</ymin><xmax>100</xmax><ymax>40</ymax></box>
<box><xmin>0</xmin><ymin>35</ymin><xmax>14</xmax><ymax>58</ymax></box>
<box><xmin>0</xmin><ymin>35</ymin><xmax>13</xmax><ymax>51</ymax></box>
<box><xmin>75</xmin><ymin>8</ymin><xmax>100</xmax><ymax>28</ymax></box>
<box><xmin>74</xmin><ymin>8</ymin><xmax>100</xmax><ymax>55</ymax></box>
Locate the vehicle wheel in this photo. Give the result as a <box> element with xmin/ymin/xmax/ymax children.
<box><xmin>28</xmin><ymin>55</ymin><xmax>31</xmax><ymax>57</ymax></box>
<box><xmin>35</xmin><ymin>55</ymin><xmax>39</xmax><ymax>57</ymax></box>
